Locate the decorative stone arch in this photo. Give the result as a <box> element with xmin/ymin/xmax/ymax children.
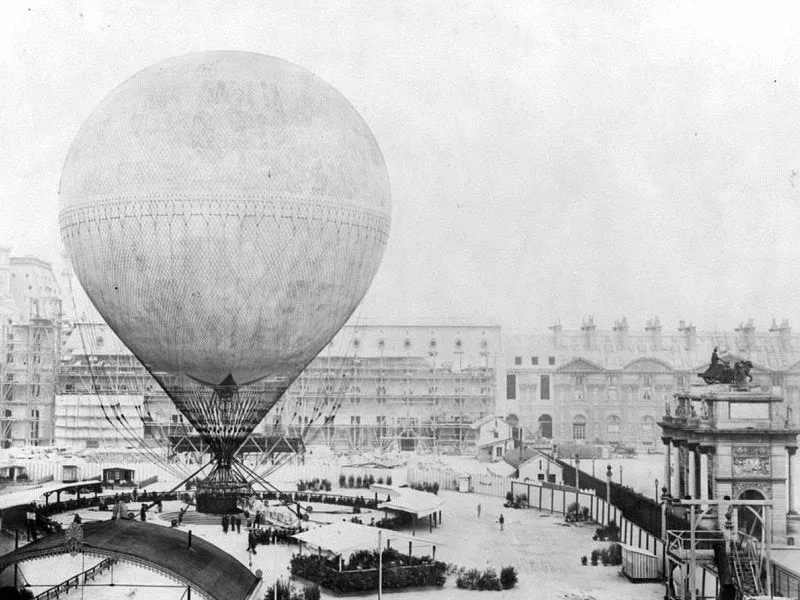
<box><xmin>736</xmin><ymin>488</ymin><xmax>768</xmax><ymax>539</ymax></box>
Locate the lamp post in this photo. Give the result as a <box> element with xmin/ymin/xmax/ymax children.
<box><xmin>605</xmin><ymin>464</ymin><xmax>612</xmax><ymax>503</ymax></box>
<box><xmin>619</xmin><ymin>465</ymin><xmax>623</xmax><ymax>486</ymax></box>
<box><xmin>575</xmin><ymin>454</ymin><xmax>581</xmax><ymax>510</ymax></box>
<box><xmin>654</xmin><ymin>478</ymin><xmax>659</xmax><ymax>502</ymax></box>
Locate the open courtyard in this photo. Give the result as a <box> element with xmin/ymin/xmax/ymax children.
<box><xmin>12</xmin><ymin>484</ymin><xmax>663</xmax><ymax>600</ymax></box>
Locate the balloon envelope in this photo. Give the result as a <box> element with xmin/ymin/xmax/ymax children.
<box><xmin>59</xmin><ymin>51</ymin><xmax>391</xmax><ymax>442</ymax></box>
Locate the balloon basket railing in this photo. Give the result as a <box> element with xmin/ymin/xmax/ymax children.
<box><xmin>194</xmin><ymin>462</ymin><xmax>253</xmax><ymax>515</ymax></box>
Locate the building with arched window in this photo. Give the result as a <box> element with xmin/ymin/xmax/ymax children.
<box><xmin>505</xmin><ymin>317</ymin><xmax>800</xmax><ymax>451</ymax></box>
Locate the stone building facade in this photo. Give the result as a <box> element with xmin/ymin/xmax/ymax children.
<box><xmin>505</xmin><ymin>317</ymin><xmax>800</xmax><ymax>452</ymax></box>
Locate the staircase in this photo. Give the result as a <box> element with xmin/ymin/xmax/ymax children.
<box><xmin>730</xmin><ymin>549</ymin><xmax>762</xmax><ymax>599</ymax></box>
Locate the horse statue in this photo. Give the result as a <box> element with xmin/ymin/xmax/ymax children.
<box><xmin>697</xmin><ymin>348</ymin><xmax>753</xmax><ymax>386</ymax></box>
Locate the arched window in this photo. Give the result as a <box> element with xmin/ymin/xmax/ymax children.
<box><xmin>641</xmin><ymin>416</ymin><xmax>654</xmax><ymax>440</ymax></box>
<box><xmin>538</xmin><ymin>414</ymin><xmax>553</xmax><ymax>438</ymax></box>
<box><xmin>607</xmin><ymin>415</ymin><xmax>621</xmax><ymax>440</ymax></box>
<box><xmin>572</xmin><ymin>415</ymin><xmax>586</xmax><ymax>440</ymax></box>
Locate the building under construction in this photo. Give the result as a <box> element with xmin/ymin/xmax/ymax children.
<box><xmin>275</xmin><ymin>325</ymin><xmax>501</xmax><ymax>455</ymax></box>
<box><xmin>55</xmin><ymin>322</ymin><xmax>502</xmax><ymax>456</ymax></box>
<box><xmin>0</xmin><ymin>248</ymin><xmax>63</xmax><ymax>447</ymax></box>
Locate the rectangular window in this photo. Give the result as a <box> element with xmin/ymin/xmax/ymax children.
<box><xmin>537</xmin><ymin>473</ymin><xmax>545</xmax><ymax>481</ymax></box>
<box><xmin>531</xmin><ymin>356</ymin><xmax>538</xmax><ymax>365</ymax></box>
<box><xmin>540</xmin><ymin>375</ymin><xmax>550</xmax><ymax>400</ymax></box>
<box><xmin>506</xmin><ymin>374</ymin><xmax>516</xmax><ymax>400</ymax></box>
<box><xmin>350</xmin><ymin>416</ymin><xmax>361</xmax><ymax>425</ymax></box>
<box><xmin>548</xmin><ymin>356</ymin><xmax>556</xmax><ymax>366</ymax></box>
<box><xmin>514</xmin><ymin>356</ymin><xmax>522</xmax><ymax>365</ymax></box>
<box><xmin>573</xmin><ymin>422</ymin><xmax>586</xmax><ymax>439</ymax></box>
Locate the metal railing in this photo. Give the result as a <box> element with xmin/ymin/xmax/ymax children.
<box><xmin>35</xmin><ymin>557</ymin><xmax>117</xmax><ymax>600</ymax></box>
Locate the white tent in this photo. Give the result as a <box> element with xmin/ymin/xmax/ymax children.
<box><xmin>293</xmin><ymin>521</ymin><xmax>438</xmax><ymax>561</ymax></box>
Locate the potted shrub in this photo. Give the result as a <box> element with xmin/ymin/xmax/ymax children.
<box><xmin>386</xmin><ymin>476</ymin><xmax>392</xmax><ymax>486</ymax></box>
<box><xmin>499</xmin><ymin>566</ymin><xmax>518</xmax><ymax>589</ymax></box>
<box><xmin>347</xmin><ymin>475</ymin><xmax>355</xmax><ymax>488</ymax></box>
<box><xmin>339</xmin><ymin>474</ymin><xmax>346</xmax><ymax>488</ymax></box>
<box><xmin>581</xmin><ymin>555</ymin><xmax>588</xmax><ymax>566</ymax></box>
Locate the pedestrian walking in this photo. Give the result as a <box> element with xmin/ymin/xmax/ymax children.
<box><xmin>222</xmin><ymin>514</ymin><xmax>229</xmax><ymax>533</ymax></box>
<box><xmin>498</xmin><ymin>514</ymin><xmax>505</xmax><ymax>531</ymax></box>
<box><xmin>140</xmin><ymin>504</ymin><xmax>147</xmax><ymax>521</ymax></box>
<box><xmin>477</xmin><ymin>503</ymin><xmax>481</xmax><ymax>518</ymax></box>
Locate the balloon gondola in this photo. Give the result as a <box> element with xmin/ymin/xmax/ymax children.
<box><xmin>59</xmin><ymin>51</ymin><xmax>391</xmax><ymax>512</ymax></box>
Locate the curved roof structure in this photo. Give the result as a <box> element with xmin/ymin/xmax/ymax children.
<box><xmin>0</xmin><ymin>520</ymin><xmax>260</xmax><ymax>600</ymax></box>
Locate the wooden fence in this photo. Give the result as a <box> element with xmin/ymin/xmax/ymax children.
<box><xmin>511</xmin><ymin>480</ymin><xmax>666</xmax><ymax>574</ymax></box>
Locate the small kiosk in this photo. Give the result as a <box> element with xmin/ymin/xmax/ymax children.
<box><xmin>102</xmin><ymin>467</ymin><xmax>135</xmax><ymax>487</ymax></box>
<box><xmin>62</xmin><ymin>465</ymin><xmax>79</xmax><ymax>483</ymax></box>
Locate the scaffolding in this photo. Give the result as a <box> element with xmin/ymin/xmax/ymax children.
<box><xmin>0</xmin><ymin>297</ymin><xmax>62</xmax><ymax>447</ymax></box>
<box><xmin>280</xmin><ymin>350</ymin><xmax>496</xmax><ymax>455</ymax></box>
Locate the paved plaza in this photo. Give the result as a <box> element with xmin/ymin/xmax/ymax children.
<box><xmin>11</xmin><ymin>487</ymin><xmax>663</xmax><ymax>600</ymax></box>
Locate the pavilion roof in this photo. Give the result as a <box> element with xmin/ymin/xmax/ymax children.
<box><xmin>371</xmin><ymin>485</ymin><xmax>445</xmax><ymax>518</ymax></box>
<box><xmin>292</xmin><ymin>521</ymin><xmax>437</xmax><ymax>559</ymax></box>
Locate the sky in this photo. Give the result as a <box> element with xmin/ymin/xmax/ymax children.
<box><xmin>3</xmin><ymin>0</ymin><xmax>800</xmax><ymax>334</ymax></box>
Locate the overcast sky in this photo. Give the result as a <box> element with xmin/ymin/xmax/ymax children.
<box><xmin>2</xmin><ymin>0</ymin><xmax>800</xmax><ymax>334</ymax></box>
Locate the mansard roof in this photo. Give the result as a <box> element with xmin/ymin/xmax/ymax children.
<box><xmin>507</xmin><ymin>327</ymin><xmax>800</xmax><ymax>372</ymax></box>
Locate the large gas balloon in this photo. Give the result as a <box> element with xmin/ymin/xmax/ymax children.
<box><xmin>59</xmin><ymin>52</ymin><xmax>391</xmax><ymax>508</ymax></box>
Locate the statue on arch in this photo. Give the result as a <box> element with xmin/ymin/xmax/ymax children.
<box><xmin>697</xmin><ymin>347</ymin><xmax>753</xmax><ymax>385</ymax></box>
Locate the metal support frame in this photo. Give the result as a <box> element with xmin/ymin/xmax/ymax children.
<box><xmin>661</xmin><ymin>497</ymin><xmax>773</xmax><ymax>600</ymax></box>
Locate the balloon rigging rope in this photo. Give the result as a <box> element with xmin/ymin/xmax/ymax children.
<box><xmin>65</xmin><ymin>271</ymin><xmax>190</xmax><ymax>480</ymax></box>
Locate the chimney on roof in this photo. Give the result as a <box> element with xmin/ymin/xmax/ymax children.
<box><xmin>612</xmin><ymin>317</ymin><xmax>629</xmax><ymax>349</ymax></box>
<box><xmin>645</xmin><ymin>316</ymin><xmax>663</xmax><ymax>350</ymax></box>
<box><xmin>735</xmin><ymin>319</ymin><xmax>756</xmax><ymax>351</ymax></box>
<box><xmin>678</xmin><ymin>320</ymin><xmax>697</xmax><ymax>351</ymax></box>
<box><xmin>581</xmin><ymin>316</ymin><xmax>596</xmax><ymax>350</ymax></box>
<box><xmin>769</xmin><ymin>318</ymin><xmax>792</xmax><ymax>351</ymax></box>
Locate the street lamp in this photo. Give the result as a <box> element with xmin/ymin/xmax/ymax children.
<box><xmin>575</xmin><ymin>454</ymin><xmax>581</xmax><ymax>510</ymax></box>
<box><xmin>605</xmin><ymin>464</ymin><xmax>612</xmax><ymax>503</ymax></box>
<box><xmin>654</xmin><ymin>478</ymin><xmax>659</xmax><ymax>502</ymax></box>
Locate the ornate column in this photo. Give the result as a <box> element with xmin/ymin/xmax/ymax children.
<box><xmin>688</xmin><ymin>444</ymin><xmax>697</xmax><ymax>499</ymax></box>
<box><xmin>699</xmin><ymin>447</ymin><xmax>710</xmax><ymax>502</ymax></box>
<box><xmin>789</xmin><ymin>447</ymin><xmax>798</xmax><ymax>514</ymax></box>
<box><xmin>672</xmin><ymin>440</ymin><xmax>682</xmax><ymax>498</ymax></box>
<box><xmin>662</xmin><ymin>437</ymin><xmax>672</xmax><ymax>497</ymax></box>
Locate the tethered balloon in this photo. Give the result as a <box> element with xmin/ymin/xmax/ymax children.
<box><xmin>59</xmin><ymin>51</ymin><xmax>391</xmax><ymax>512</ymax></box>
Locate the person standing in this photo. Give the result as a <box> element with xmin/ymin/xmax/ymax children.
<box><xmin>477</xmin><ymin>503</ymin><xmax>481</xmax><ymax>518</ymax></box>
<box><xmin>498</xmin><ymin>514</ymin><xmax>505</xmax><ymax>531</ymax></box>
<box><xmin>140</xmin><ymin>504</ymin><xmax>147</xmax><ymax>521</ymax></box>
<box><xmin>222</xmin><ymin>514</ymin><xmax>229</xmax><ymax>533</ymax></box>
<box><xmin>236</xmin><ymin>516</ymin><xmax>242</xmax><ymax>533</ymax></box>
